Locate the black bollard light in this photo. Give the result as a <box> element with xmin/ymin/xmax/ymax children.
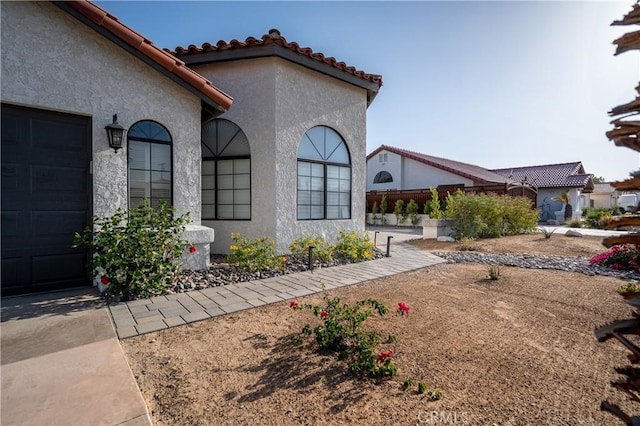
<box><xmin>386</xmin><ymin>236</ymin><xmax>393</xmax><ymax>257</ymax></box>
<box><xmin>374</xmin><ymin>231</ymin><xmax>380</xmax><ymax>245</ymax></box>
<box><xmin>308</xmin><ymin>245</ymin><xmax>315</xmax><ymax>271</ymax></box>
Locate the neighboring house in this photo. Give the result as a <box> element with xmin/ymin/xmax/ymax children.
<box><xmin>591</xmin><ymin>183</ymin><xmax>619</xmax><ymax>209</ymax></box>
<box><xmin>366</xmin><ymin>145</ymin><xmax>511</xmax><ymax>191</ymax></box>
<box><xmin>1</xmin><ymin>1</ymin><xmax>381</xmax><ymax>295</ymax></box>
<box><xmin>490</xmin><ymin>163</ymin><xmax>594</xmax><ymax>222</ymax></box>
<box><xmin>366</xmin><ymin>145</ymin><xmax>594</xmax><ymax>223</ymax></box>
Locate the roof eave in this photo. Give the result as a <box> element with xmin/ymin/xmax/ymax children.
<box><xmin>178</xmin><ymin>44</ymin><xmax>381</xmax><ymax>107</ymax></box>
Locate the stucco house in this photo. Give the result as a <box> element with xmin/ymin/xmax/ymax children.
<box><xmin>366</xmin><ymin>145</ymin><xmax>594</xmax><ymax>222</ymax></box>
<box><xmin>1</xmin><ymin>1</ymin><xmax>381</xmax><ymax>295</ymax></box>
<box><xmin>590</xmin><ymin>183</ymin><xmax>619</xmax><ymax>209</ymax></box>
<box><xmin>366</xmin><ymin>145</ymin><xmax>511</xmax><ymax>191</ymax></box>
<box><xmin>490</xmin><ymin>163</ymin><xmax>594</xmax><ymax>222</ymax></box>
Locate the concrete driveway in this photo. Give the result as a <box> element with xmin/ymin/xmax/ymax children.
<box><xmin>1</xmin><ymin>288</ymin><xmax>151</xmax><ymax>426</ymax></box>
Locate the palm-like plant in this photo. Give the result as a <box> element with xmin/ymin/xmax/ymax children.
<box><xmin>553</xmin><ymin>191</ymin><xmax>572</xmax><ymax>221</ymax></box>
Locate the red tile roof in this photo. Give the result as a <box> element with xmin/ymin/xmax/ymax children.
<box><xmin>491</xmin><ymin>162</ymin><xmax>594</xmax><ymax>191</ymax></box>
<box><xmin>367</xmin><ymin>145</ymin><xmax>512</xmax><ymax>184</ymax></box>
<box><xmin>169</xmin><ymin>29</ymin><xmax>382</xmax><ymax>102</ymax></box>
<box><xmin>61</xmin><ymin>1</ymin><xmax>233</xmax><ymax>112</ymax></box>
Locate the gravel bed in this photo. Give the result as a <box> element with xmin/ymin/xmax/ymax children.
<box><xmin>172</xmin><ymin>250</ymin><xmax>386</xmax><ymax>293</ymax></box>
<box><xmin>433</xmin><ymin>251</ymin><xmax>640</xmax><ymax>281</ymax></box>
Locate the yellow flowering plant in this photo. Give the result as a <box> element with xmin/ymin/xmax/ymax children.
<box><xmin>226</xmin><ymin>233</ymin><xmax>284</xmax><ymax>274</ymax></box>
<box><xmin>334</xmin><ymin>229</ymin><xmax>376</xmax><ymax>262</ymax></box>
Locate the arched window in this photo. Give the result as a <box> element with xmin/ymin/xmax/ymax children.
<box><xmin>297</xmin><ymin>126</ymin><xmax>351</xmax><ymax>220</ymax></box>
<box><xmin>201</xmin><ymin>119</ymin><xmax>251</xmax><ymax>220</ymax></box>
<box><xmin>128</xmin><ymin>120</ymin><xmax>172</xmax><ymax>208</ymax></box>
<box><xmin>374</xmin><ymin>171</ymin><xmax>393</xmax><ymax>183</ymax></box>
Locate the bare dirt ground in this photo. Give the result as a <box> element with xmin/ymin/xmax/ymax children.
<box><xmin>122</xmin><ymin>235</ymin><xmax>637</xmax><ymax>425</ymax></box>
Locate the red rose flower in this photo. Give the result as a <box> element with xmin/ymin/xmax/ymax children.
<box><xmin>290</xmin><ymin>301</ymin><xmax>299</xmax><ymax>308</ymax></box>
<box><xmin>100</xmin><ymin>275</ymin><xmax>110</xmax><ymax>285</ymax></box>
<box><xmin>189</xmin><ymin>245</ymin><xmax>197</xmax><ymax>253</ymax></box>
<box><xmin>398</xmin><ymin>302</ymin><xmax>410</xmax><ymax>316</ymax></box>
<box><xmin>377</xmin><ymin>349</ymin><xmax>394</xmax><ymax>363</ymax></box>
<box><xmin>320</xmin><ymin>310</ymin><xmax>329</xmax><ymax>319</ymax></box>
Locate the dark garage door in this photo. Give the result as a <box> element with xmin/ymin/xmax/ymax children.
<box><xmin>2</xmin><ymin>104</ymin><xmax>92</xmax><ymax>296</ymax></box>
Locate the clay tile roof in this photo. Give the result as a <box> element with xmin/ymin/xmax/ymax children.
<box><xmin>491</xmin><ymin>162</ymin><xmax>593</xmax><ymax>190</ymax></box>
<box><xmin>168</xmin><ymin>28</ymin><xmax>383</xmax><ymax>98</ymax></box>
<box><xmin>367</xmin><ymin>145</ymin><xmax>512</xmax><ymax>184</ymax></box>
<box><xmin>61</xmin><ymin>0</ymin><xmax>233</xmax><ymax>112</ymax></box>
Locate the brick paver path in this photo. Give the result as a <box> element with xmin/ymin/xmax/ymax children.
<box><xmin>109</xmin><ymin>243</ymin><xmax>444</xmax><ymax>338</ymax></box>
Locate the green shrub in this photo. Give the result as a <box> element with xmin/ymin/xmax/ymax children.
<box><xmin>73</xmin><ymin>199</ymin><xmax>190</xmax><ymax>301</ymax></box>
<box><xmin>227</xmin><ymin>233</ymin><xmax>285</xmax><ymax>273</ymax></box>
<box><xmin>289</xmin><ymin>234</ymin><xmax>333</xmax><ymax>262</ymax></box>
<box><xmin>393</xmin><ymin>199</ymin><xmax>406</xmax><ymax>225</ymax></box>
<box><xmin>567</xmin><ymin>220</ymin><xmax>582</xmax><ymax>228</ymax></box>
<box><xmin>444</xmin><ymin>190</ymin><xmax>538</xmax><ymax>239</ymax></box>
<box><xmin>539</xmin><ymin>226</ymin><xmax>556</xmax><ymax>239</ymax></box>
<box><xmin>617</xmin><ymin>282</ymin><xmax>640</xmax><ymax>298</ymax></box>
<box><xmin>334</xmin><ymin>229</ymin><xmax>376</xmax><ymax>262</ymax></box>
<box><xmin>406</xmin><ymin>199</ymin><xmax>420</xmax><ymax>226</ymax></box>
<box><xmin>291</xmin><ymin>293</ymin><xmax>401</xmax><ymax>378</ymax></box>
<box><xmin>487</xmin><ymin>265</ymin><xmax>501</xmax><ymax>280</ymax></box>
<box><xmin>380</xmin><ymin>195</ymin><xmax>388</xmax><ymax>214</ymax></box>
<box><xmin>425</xmin><ymin>187</ymin><xmax>444</xmax><ymax>219</ymax></box>
<box><xmin>583</xmin><ymin>207</ymin><xmax>615</xmax><ymax>229</ymax></box>
<box><xmin>457</xmin><ymin>237</ymin><xmax>478</xmax><ymax>251</ymax></box>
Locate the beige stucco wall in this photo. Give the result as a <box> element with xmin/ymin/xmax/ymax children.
<box><xmin>1</xmin><ymin>1</ymin><xmax>203</xmax><ymax>222</ymax></box>
<box><xmin>195</xmin><ymin>58</ymin><xmax>369</xmax><ymax>253</ymax></box>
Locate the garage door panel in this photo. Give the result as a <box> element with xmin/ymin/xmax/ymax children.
<box><xmin>1</xmin><ymin>112</ymin><xmax>22</xmax><ymax>145</ymax></box>
<box><xmin>1</xmin><ymin>211</ymin><xmax>21</xmax><ymax>238</ymax></box>
<box><xmin>32</xmin><ymin>211</ymin><xmax>86</xmax><ymax>239</ymax></box>
<box><xmin>32</xmin><ymin>117</ymin><xmax>89</xmax><ymax>153</ymax></box>
<box><xmin>32</xmin><ymin>253</ymin><xmax>86</xmax><ymax>283</ymax></box>
<box><xmin>1</xmin><ymin>258</ymin><xmax>22</xmax><ymax>287</ymax></box>
<box><xmin>1</xmin><ymin>104</ymin><xmax>91</xmax><ymax>296</ymax></box>
<box><xmin>31</xmin><ymin>165</ymin><xmax>88</xmax><ymax>193</ymax></box>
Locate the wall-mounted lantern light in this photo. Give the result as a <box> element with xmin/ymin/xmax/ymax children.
<box><xmin>105</xmin><ymin>114</ymin><xmax>125</xmax><ymax>152</ymax></box>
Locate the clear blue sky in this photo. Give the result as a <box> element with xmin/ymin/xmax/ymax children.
<box><xmin>97</xmin><ymin>0</ymin><xmax>639</xmax><ymax>182</ymax></box>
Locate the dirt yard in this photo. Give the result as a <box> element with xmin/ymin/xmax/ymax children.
<box><xmin>122</xmin><ymin>234</ymin><xmax>637</xmax><ymax>425</ymax></box>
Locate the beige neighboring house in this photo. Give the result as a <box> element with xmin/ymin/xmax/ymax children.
<box><xmin>1</xmin><ymin>1</ymin><xmax>382</xmax><ymax>295</ymax></box>
<box><xmin>590</xmin><ymin>183</ymin><xmax>619</xmax><ymax>209</ymax></box>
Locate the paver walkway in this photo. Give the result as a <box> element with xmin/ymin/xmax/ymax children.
<box><xmin>110</xmin><ymin>242</ymin><xmax>444</xmax><ymax>338</ymax></box>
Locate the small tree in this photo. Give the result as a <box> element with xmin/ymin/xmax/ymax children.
<box><xmin>406</xmin><ymin>199</ymin><xmax>420</xmax><ymax>226</ymax></box>
<box><xmin>380</xmin><ymin>195</ymin><xmax>388</xmax><ymax>225</ymax></box>
<box><xmin>393</xmin><ymin>199</ymin><xmax>406</xmax><ymax>225</ymax></box>
<box><xmin>426</xmin><ymin>187</ymin><xmax>444</xmax><ymax>219</ymax></box>
<box><xmin>371</xmin><ymin>201</ymin><xmax>379</xmax><ymax>225</ymax></box>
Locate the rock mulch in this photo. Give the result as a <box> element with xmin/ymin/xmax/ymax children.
<box><xmin>433</xmin><ymin>251</ymin><xmax>640</xmax><ymax>281</ymax></box>
<box><xmin>173</xmin><ymin>251</ymin><xmax>386</xmax><ymax>293</ymax></box>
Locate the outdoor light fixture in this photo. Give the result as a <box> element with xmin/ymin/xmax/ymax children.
<box><xmin>105</xmin><ymin>114</ymin><xmax>125</xmax><ymax>152</ymax></box>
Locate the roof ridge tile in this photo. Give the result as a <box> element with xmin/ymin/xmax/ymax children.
<box><xmin>171</xmin><ymin>28</ymin><xmax>382</xmax><ymax>88</ymax></box>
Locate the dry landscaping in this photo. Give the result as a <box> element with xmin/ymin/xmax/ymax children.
<box><xmin>122</xmin><ymin>234</ymin><xmax>637</xmax><ymax>425</ymax></box>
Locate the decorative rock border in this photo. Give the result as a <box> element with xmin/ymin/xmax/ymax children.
<box><xmin>433</xmin><ymin>251</ymin><xmax>640</xmax><ymax>281</ymax></box>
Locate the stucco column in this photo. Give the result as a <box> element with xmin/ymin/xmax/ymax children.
<box><xmin>181</xmin><ymin>225</ymin><xmax>215</xmax><ymax>270</ymax></box>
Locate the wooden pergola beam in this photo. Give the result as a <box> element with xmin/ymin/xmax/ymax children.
<box><xmin>606</xmin><ymin>215</ymin><xmax>640</xmax><ymax>229</ymax></box>
<box><xmin>603</xmin><ymin>234</ymin><xmax>640</xmax><ymax>248</ymax></box>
